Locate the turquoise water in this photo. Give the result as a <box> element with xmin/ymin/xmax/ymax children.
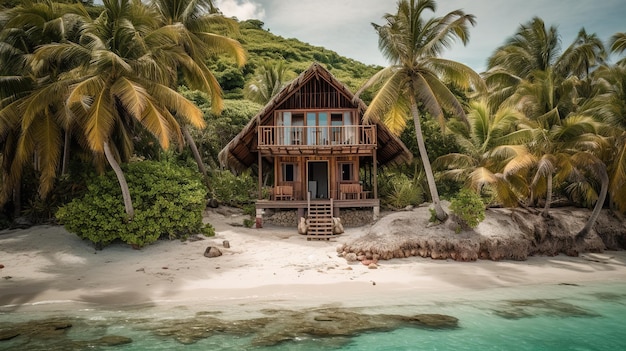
<box><xmin>1</xmin><ymin>282</ymin><xmax>625</xmax><ymax>350</ymax></box>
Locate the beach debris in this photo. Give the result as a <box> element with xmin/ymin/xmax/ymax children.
<box><xmin>0</xmin><ymin>264</ymin><xmax>4</xmax><ymax>269</ymax></box>
<box><xmin>136</xmin><ymin>268</ymin><xmax>145</xmax><ymax>272</ymax></box>
<box><xmin>223</xmin><ymin>240</ymin><xmax>230</xmax><ymax>248</ymax></box>
<box><xmin>187</xmin><ymin>234</ymin><xmax>205</xmax><ymax>242</ymax></box>
<box><xmin>368</xmin><ymin>263</ymin><xmax>378</xmax><ymax>269</ymax></box>
<box><xmin>2</xmin><ymin>276</ymin><xmax>11</xmax><ymax>280</ymax></box>
<box><xmin>204</xmin><ymin>246</ymin><xmax>222</xmax><ymax>258</ymax></box>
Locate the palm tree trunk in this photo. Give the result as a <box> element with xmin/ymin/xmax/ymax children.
<box><xmin>182</xmin><ymin>126</ymin><xmax>208</xmax><ymax>179</ymax></box>
<box><xmin>576</xmin><ymin>164</ymin><xmax>609</xmax><ymax>238</ymax></box>
<box><xmin>410</xmin><ymin>97</ymin><xmax>447</xmax><ymax>221</ymax></box>
<box><xmin>542</xmin><ymin>172</ymin><xmax>553</xmax><ymax>217</ymax></box>
<box><xmin>61</xmin><ymin>130</ymin><xmax>71</xmax><ymax>175</ymax></box>
<box><xmin>103</xmin><ymin>141</ymin><xmax>134</xmax><ymax>220</ymax></box>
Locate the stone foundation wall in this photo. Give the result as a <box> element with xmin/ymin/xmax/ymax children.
<box><xmin>264</xmin><ymin>209</ymin><xmax>374</xmax><ymax>227</ymax></box>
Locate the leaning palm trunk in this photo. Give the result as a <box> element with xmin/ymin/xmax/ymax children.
<box><xmin>410</xmin><ymin>98</ymin><xmax>447</xmax><ymax>221</ymax></box>
<box><xmin>62</xmin><ymin>130</ymin><xmax>71</xmax><ymax>176</ymax></box>
<box><xmin>182</xmin><ymin>126</ymin><xmax>207</xmax><ymax>179</ymax></box>
<box><xmin>542</xmin><ymin>172</ymin><xmax>553</xmax><ymax>217</ymax></box>
<box><xmin>576</xmin><ymin>165</ymin><xmax>609</xmax><ymax>238</ymax></box>
<box><xmin>103</xmin><ymin>141</ymin><xmax>134</xmax><ymax>220</ymax></box>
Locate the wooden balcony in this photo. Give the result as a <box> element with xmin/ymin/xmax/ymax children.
<box><xmin>258</xmin><ymin>125</ymin><xmax>376</xmax><ymax>155</ymax></box>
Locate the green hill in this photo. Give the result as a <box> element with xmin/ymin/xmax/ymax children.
<box><xmin>213</xmin><ymin>19</ymin><xmax>382</xmax><ymax>98</ymax></box>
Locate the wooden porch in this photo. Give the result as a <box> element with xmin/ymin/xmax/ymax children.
<box><xmin>256</xmin><ymin>198</ymin><xmax>379</xmax><ymax>210</ymax></box>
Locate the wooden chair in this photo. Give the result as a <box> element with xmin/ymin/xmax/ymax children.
<box><xmin>340</xmin><ymin>183</ymin><xmax>362</xmax><ymax>200</ymax></box>
<box><xmin>274</xmin><ymin>185</ymin><xmax>293</xmax><ymax>201</ymax></box>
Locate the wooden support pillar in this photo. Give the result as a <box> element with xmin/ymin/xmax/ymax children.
<box><xmin>257</xmin><ymin>152</ymin><xmax>263</xmax><ymax>199</ymax></box>
<box><xmin>373</xmin><ymin>151</ymin><xmax>378</xmax><ymax>199</ymax></box>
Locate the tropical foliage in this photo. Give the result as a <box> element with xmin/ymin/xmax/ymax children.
<box><xmin>356</xmin><ymin>0</ymin><xmax>485</xmax><ymax>221</ymax></box>
<box><xmin>56</xmin><ymin>160</ymin><xmax>212</xmax><ymax>248</ymax></box>
<box><xmin>1</xmin><ymin>0</ymin><xmax>625</xmax><ymax>237</ymax></box>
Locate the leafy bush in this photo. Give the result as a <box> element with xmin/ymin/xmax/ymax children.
<box><xmin>209</xmin><ymin>169</ymin><xmax>256</xmax><ymax>207</ymax></box>
<box><xmin>56</xmin><ymin>161</ymin><xmax>210</xmax><ymax>248</ymax></box>
<box><xmin>381</xmin><ymin>173</ymin><xmax>424</xmax><ymax>209</ymax></box>
<box><xmin>450</xmin><ymin>188</ymin><xmax>485</xmax><ymax>231</ymax></box>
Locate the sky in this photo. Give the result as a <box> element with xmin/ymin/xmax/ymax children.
<box><xmin>215</xmin><ymin>0</ymin><xmax>625</xmax><ymax>72</ymax></box>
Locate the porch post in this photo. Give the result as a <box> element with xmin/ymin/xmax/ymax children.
<box><xmin>257</xmin><ymin>151</ymin><xmax>262</xmax><ymax>199</ymax></box>
<box><xmin>373</xmin><ymin>151</ymin><xmax>379</xmax><ymax>221</ymax></box>
<box><xmin>256</xmin><ymin>151</ymin><xmax>263</xmax><ymax>229</ymax></box>
<box><xmin>373</xmin><ymin>151</ymin><xmax>378</xmax><ymax>199</ymax></box>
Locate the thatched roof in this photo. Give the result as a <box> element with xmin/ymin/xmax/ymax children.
<box><xmin>218</xmin><ymin>62</ymin><xmax>412</xmax><ymax>172</ymax></box>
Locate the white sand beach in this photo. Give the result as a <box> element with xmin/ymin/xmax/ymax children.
<box><xmin>1</xmin><ymin>207</ymin><xmax>626</xmax><ymax>312</ymax></box>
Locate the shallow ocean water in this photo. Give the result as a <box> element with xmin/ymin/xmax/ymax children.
<box><xmin>1</xmin><ymin>281</ymin><xmax>625</xmax><ymax>350</ymax></box>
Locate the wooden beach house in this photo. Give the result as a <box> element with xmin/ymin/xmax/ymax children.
<box><xmin>218</xmin><ymin>63</ymin><xmax>412</xmax><ymax>239</ymax></box>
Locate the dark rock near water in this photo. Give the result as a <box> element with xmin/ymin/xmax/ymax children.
<box><xmin>130</xmin><ymin>307</ymin><xmax>459</xmax><ymax>347</ymax></box>
<box><xmin>93</xmin><ymin>335</ymin><xmax>133</xmax><ymax>346</ymax></box>
<box><xmin>493</xmin><ymin>299</ymin><xmax>600</xmax><ymax>319</ymax></box>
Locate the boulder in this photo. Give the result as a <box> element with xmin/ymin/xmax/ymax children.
<box><xmin>204</xmin><ymin>246</ymin><xmax>222</xmax><ymax>258</ymax></box>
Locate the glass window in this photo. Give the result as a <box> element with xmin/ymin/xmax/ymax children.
<box><xmin>282</xmin><ymin>163</ymin><xmax>296</xmax><ymax>182</ymax></box>
<box><xmin>341</xmin><ymin>163</ymin><xmax>353</xmax><ymax>181</ymax></box>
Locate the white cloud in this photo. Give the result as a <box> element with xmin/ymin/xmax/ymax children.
<box><xmin>216</xmin><ymin>0</ymin><xmax>265</xmax><ymax>21</ymax></box>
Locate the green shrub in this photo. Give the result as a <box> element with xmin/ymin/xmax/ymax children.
<box><xmin>209</xmin><ymin>169</ymin><xmax>256</xmax><ymax>207</ymax></box>
<box><xmin>382</xmin><ymin>173</ymin><xmax>424</xmax><ymax>209</ymax></box>
<box><xmin>450</xmin><ymin>188</ymin><xmax>485</xmax><ymax>230</ymax></box>
<box><xmin>56</xmin><ymin>161</ymin><xmax>209</xmax><ymax>248</ymax></box>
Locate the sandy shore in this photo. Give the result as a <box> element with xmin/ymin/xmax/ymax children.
<box><xmin>1</xmin><ymin>208</ymin><xmax>626</xmax><ymax>312</ymax></box>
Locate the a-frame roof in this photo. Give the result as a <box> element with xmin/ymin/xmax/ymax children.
<box><xmin>218</xmin><ymin>62</ymin><xmax>412</xmax><ymax>172</ymax></box>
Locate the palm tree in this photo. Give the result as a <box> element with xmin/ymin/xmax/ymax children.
<box><xmin>580</xmin><ymin>56</ymin><xmax>626</xmax><ymax>212</ymax></box>
<box><xmin>0</xmin><ymin>1</ymin><xmax>89</xmax><ymax>212</ymax></box>
<box><xmin>485</xmin><ymin>18</ymin><xmax>605</xmax><ymax>111</ymax></box>
<box><xmin>150</xmin><ymin>0</ymin><xmax>246</xmax><ymax>178</ymax></box>
<box><xmin>609</xmin><ymin>32</ymin><xmax>626</xmax><ymax>65</ymax></box>
<box><xmin>35</xmin><ymin>0</ymin><xmax>206</xmax><ymax>219</ymax></box>
<box><xmin>244</xmin><ymin>61</ymin><xmax>293</xmax><ymax>104</ymax></box>
<box><xmin>356</xmin><ymin>0</ymin><xmax>485</xmax><ymax>221</ymax></box>
<box><xmin>434</xmin><ymin>100</ymin><xmax>533</xmax><ymax>207</ymax></box>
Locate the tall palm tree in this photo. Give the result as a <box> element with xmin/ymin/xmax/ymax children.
<box><xmin>150</xmin><ymin>0</ymin><xmax>246</xmax><ymax>178</ymax></box>
<box><xmin>35</xmin><ymin>0</ymin><xmax>206</xmax><ymax>219</ymax></box>
<box><xmin>0</xmin><ymin>0</ymin><xmax>89</xmax><ymax>212</ymax></box>
<box><xmin>356</xmin><ymin>0</ymin><xmax>485</xmax><ymax>221</ymax></box>
<box><xmin>434</xmin><ymin>100</ymin><xmax>533</xmax><ymax>206</ymax></box>
<box><xmin>580</xmin><ymin>59</ymin><xmax>626</xmax><ymax>212</ymax></box>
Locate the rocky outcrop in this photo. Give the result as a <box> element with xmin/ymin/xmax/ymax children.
<box><xmin>340</xmin><ymin>207</ymin><xmax>626</xmax><ymax>262</ymax></box>
<box><xmin>137</xmin><ymin>307</ymin><xmax>458</xmax><ymax>347</ymax></box>
<box><xmin>0</xmin><ymin>317</ymin><xmax>132</xmax><ymax>348</ymax></box>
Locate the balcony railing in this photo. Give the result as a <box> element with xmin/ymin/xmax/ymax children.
<box><xmin>259</xmin><ymin>125</ymin><xmax>375</xmax><ymax>147</ymax></box>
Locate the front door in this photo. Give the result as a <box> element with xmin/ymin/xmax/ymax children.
<box><xmin>307</xmin><ymin>161</ymin><xmax>328</xmax><ymax>199</ymax></box>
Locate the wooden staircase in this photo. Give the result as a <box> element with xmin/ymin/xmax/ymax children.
<box><xmin>306</xmin><ymin>200</ymin><xmax>336</xmax><ymax>240</ymax></box>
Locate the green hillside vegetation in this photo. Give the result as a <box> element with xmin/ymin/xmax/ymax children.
<box><xmin>213</xmin><ymin>19</ymin><xmax>381</xmax><ymax>99</ymax></box>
